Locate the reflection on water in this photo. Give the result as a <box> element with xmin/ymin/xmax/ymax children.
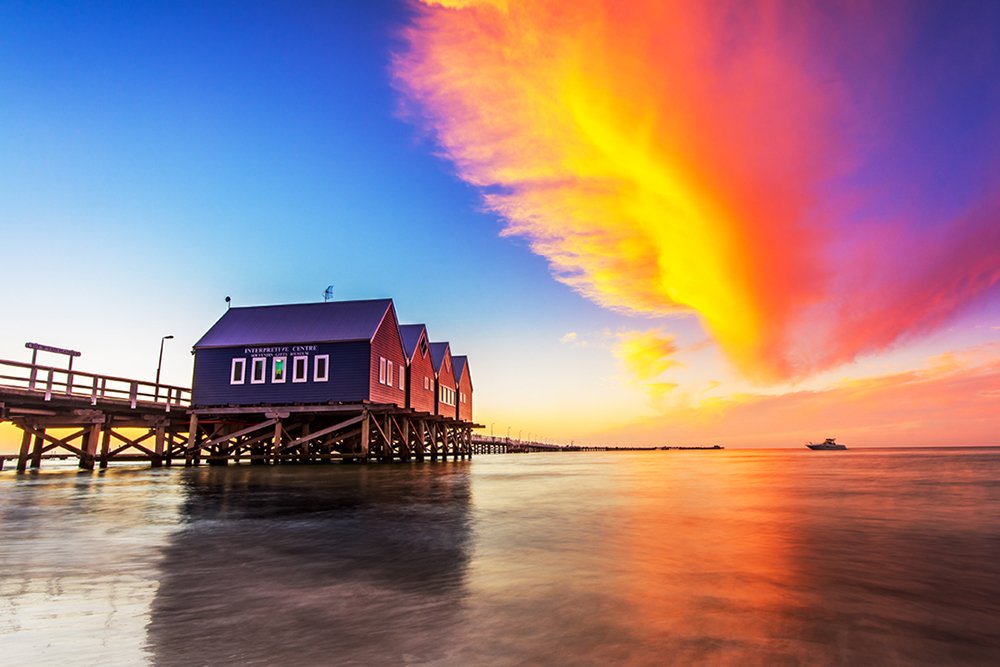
<box><xmin>149</xmin><ymin>465</ymin><xmax>474</xmax><ymax>666</ymax></box>
<box><xmin>1</xmin><ymin>449</ymin><xmax>999</xmax><ymax>666</ymax></box>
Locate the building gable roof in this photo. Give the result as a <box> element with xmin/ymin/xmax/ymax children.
<box><xmin>194</xmin><ymin>299</ymin><xmax>394</xmax><ymax>349</ymax></box>
<box><xmin>429</xmin><ymin>341</ymin><xmax>451</xmax><ymax>375</ymax></box>
<box><xmin>452</xmin><ymin>355</ymin><xmax>472</xmax><ymax>391</ymax></box>
<box><xmin>399</xmin><ymin>324</ymin><xmax>428</xmax><ymax>361</ymax></box>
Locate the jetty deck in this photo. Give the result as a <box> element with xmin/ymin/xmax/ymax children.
<box><xmin>0</xmin><ymin>358</ymin><xmax>475</xmax><ymax>471</ymax></box>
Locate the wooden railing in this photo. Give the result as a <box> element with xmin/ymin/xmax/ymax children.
<box><xmin>0</xmin><ymin>358</ymin><xmax>190</xmax><ymax>409</ymax></box>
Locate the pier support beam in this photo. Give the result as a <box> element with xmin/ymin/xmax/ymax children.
<box><xmin>79</xmin><ymin>422</ymin><xmax>102</xmax><ymax>470</ymax></box>
<box><xmin>16</xmin><ymin>427</ymin><xmax>31</xmax><ymax>472</ymax></box>
<box><xmin>30</xmin><ymin>428</ymin><xmax>45</xmax><ymax>469</ymax></box>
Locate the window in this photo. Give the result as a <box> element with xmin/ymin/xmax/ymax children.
<box><xmin>314</xmin><ymin>355</ymin><xmax>329</xmax><ymax>382</ymax></box>
<box><xmin>387</xmin><ymin>360</ymin><xmax>394</xmax><ymax>386</ymax></box>
<box><xmin>379</xmin><ymin>357</ymin><xmax>386</xmax><ymax>384</ymax></box>
<box><xmin>272</xmin><ymin>356</ymin><xmax>287</xmax><ymax>383</ymax></box>
<box><xmin>439</xmin><ymin>385</ymin><xmax>455</xmax><ymax>406</ymax></box>
<box><xmin>423</xmin><ymin>376</ymin><xmax>429</xmax><ymax>390</ymax></box>
<box><xmin>251</xmin><ymin>357</ymin><xmax>266</xmax><ymax>384</ymax></box>
<box><xmin>231</xmin><ymin>358</ymin><xmax>246</xmax><ymax>385</ymax></box>
<box><xmin>460</xmin><ymin>391</ymin><xmax>466</xmax><ymax>404</ymax></box>
<box><xmin>292</xmin><ymin>355</ymin><xmax>308</xmax><ymax>383</ymax></box>
<box><xmin>398</xmin><ymin>365</ymin><xmax>405</xmax><ymax>390</ymax></box>
<box><xmin>419</xmin><ymin>338</ymin><xmax>428</xmax><ymax>358</ymax></box>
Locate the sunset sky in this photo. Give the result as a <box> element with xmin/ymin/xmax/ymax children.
<box><xmin>1</xmin><ymin>1</ymin><xmax>998</xmax><ymax>448</ymax></box>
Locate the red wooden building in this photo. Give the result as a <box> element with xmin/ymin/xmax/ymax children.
<box><xmin>399</xmin><ymin>323</ymin><xmax>436</xmax><ymax>414</ymax></box>
<box><xmin>452</xmin><ymin>355</ymin><xmax>473</xmax><ymax>422</ymax></box>
<box><xmin>429</xmin><ymin>342</ymin><xmax>456</xmax><ymax>418</ymax></box>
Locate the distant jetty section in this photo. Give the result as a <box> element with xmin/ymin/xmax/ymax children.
<box><xmin>470</xmin><ymin>438</ymin><xmax>723</xmax><ymax>454</ymax></box>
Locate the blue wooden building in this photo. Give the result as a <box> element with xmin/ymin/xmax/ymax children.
<box><xmin>191</xmin><ymin>299</ymin><xmax>407</xmax><ymax>408</ymax></box>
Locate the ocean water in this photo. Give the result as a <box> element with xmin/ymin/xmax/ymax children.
<box><xmin>1</xmin><ymin>448</ymin><xmax>999</xmax><ymax>666</ymax></box>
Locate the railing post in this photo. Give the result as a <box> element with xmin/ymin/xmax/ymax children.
<box><xmin>129</xmin><ymin>382</ymin><xmax>138</xmax><ymax>409</ymax></box>
<box><xmin>91</xmin><ymin>376</ymin><xmax>99</xmax><ymax>405</ymax></box>
<box><xmin>28</xmin><ymin>364</ymin><xmax>37</xmax><ymax>391</ymax></box>
<box><xmin>44</xmin><ymin>369</ymin><xmax>54</xmax><ymax>401</ymax></box>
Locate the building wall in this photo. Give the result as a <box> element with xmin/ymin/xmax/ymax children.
<box><xmin>191</xmin><ymin>341</ymin><xmax>370</xmax><ymax>407</ymax></box>
<box><xmin>369</xmin><ymin>306</ymin><xmax>407</xmax><ymax>407</ymax></box>
<box><xmin>434</xmin><ymin>349</ymin><xmax>456</xmax><ymax>418</ymax></box>
<box><xmin>406</xmin><ymin>333</ymin><xmax>436</xmax><ymax>414</ymax></box>
<box><xmin>457</xmin><ymin>368</ymin><xmax>473</xmax><ymax>422</ymax></box>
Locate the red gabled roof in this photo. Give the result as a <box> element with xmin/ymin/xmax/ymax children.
<box><xmin>429</xmin><ymin>341</ymin><xmax>451</xmax><ymax>376</ymax></box>
<box><xmin>452</xmin><ymin>355</ymin><xmax>472</xmax><ymax>391</ymax></box>
<box><xmin>399</xmin><ymin>324</ymin><xmax>428</xmax><ymax>361</ymax></box>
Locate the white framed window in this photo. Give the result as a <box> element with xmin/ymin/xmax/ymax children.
<box><xmin>314</xmin><ymin>355</ymin><xmax>329</xmax><ymax>382</ymax></box>
<box><xmin>439</xmin><ymin>385</ymin><xmax>455</xmax><ymax>406</ymax></box>
<box><xmin>398</xmin><ymin>365</ymin><xmax>405</xmax><ymax>390</ymax></box>
<box><xmin>231</xmin><ymin>357</ymin><xmax>246</xmax><ymax>385</ymax></box>
<box><xmin>272</xmin><ymin>356</ymin><xmax>287</xmax><ymax>383</ymax></box>
<box><xmin>250</xmin><ymin>357</ymin><xmax>266</xmax><ymax>384</ymax></box>
<box><xmin>423</xmin><ymin>376</ymin><xmax>429</xmax><ymax>390</ymax></box>
<box><xmin>292</xmin><ymin>355</ymin><xmax>309</xmax><ymax>383</ymax></box>
<box><xmin>387</xmin><ymin>360</ymin><xmax>394</xmax><ymax>386</ymax></box>
<box><xmin>379</xmin><ymin>357</ymin><xmax>386</xmax><ymax>384</ymax></box>
<box><xmin>419</xmin><ymin>338</ymin><xmax>428</xmax><ymax>357</ymax></box>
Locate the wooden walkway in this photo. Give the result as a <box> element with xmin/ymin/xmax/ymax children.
<box><xmin>0</xmin><ymin>358</ymin><xmax>475</xmax><ymax>471</ymax></box>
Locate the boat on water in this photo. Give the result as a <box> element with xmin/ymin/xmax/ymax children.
<box><xmin>806</xmin><ymin>437</ymin><xmax>846</xmax><ymax>450</ymax></box>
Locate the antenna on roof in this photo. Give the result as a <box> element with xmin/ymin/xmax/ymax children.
<box><xmin>225</xmin><ymin>296</ymin><xmax>232</xmax><ymax>309</ymax></box>
<box><xmin>323</xmin><ymin>285</ymin><xmax>334</xmax><ymax>302</ymax></box>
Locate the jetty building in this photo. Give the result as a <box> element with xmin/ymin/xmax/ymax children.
<box><xmin>399</xmin><ymin>324</ymin><xmax>435</xmax><ymax>414</ymax></box>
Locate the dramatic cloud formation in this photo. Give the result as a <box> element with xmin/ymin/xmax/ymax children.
<box><xmin>393</xmin><ymin>0</ymin><xmax>1000</xmax><ymax>382</ymax></box>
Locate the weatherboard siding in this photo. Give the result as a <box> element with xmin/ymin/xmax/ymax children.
<box><xmin>434</xmin><ymin>349</ymin><xmax>456</xmax><ymax>418</ymax></box>
<box><xmin>457</xmin><ymin>367</ymin><xmax>473</xmax><ymax>422</ymax></box>
<box><xmin>406</xmin><ymin>331</ymin><xmax>436</xmax><ymax>414</ymax></box>
<box><xmin>191</xmin><ymin>341</ymin><xmax>370</xmax><ymax>406</ymax></box>
<box><xmin>369</xmin><ymin>306</ymin><xmax>407</xmax><ymax>407</ymax></box>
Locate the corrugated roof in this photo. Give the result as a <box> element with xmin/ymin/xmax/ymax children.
<box><xmin>194</xmin><ymin>299</ymin><xmax>393</xmax><ymax>348</ymax></box>
<box><xmin>399</xmin><ymin>324</ymin><xmax>427</xmax><ymax>360</ymax></box>
<box><xmin>452</xmin><ymin>355</ymin><xmax>468</xmax><ymax>380</ymax></box>
<box><xmin>452</xmin><ymin>355</ymin><xmax>472</xmax><ymax>390</ymax></box>
<box><xmin>429</xmin><ymin>341</ymin><xmax>450</xmax><ymax>374</ymax></box>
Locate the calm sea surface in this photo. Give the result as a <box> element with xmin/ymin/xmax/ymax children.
<box><xmin>1</xmin><ymin>448</ymin><xmax>999</xmax><ymax>666</ymax></box>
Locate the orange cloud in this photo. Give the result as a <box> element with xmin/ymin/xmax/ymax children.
<box><xmin>393</xmin><ymin>1</ymin><xmax>1000</xmax><ymax>382</ymax></box>
<box><xmin>613</xmin><ymin>329</ymin><xmax>678</xmax><ymax>382</ymax></box>
<box><xmin>594</xmin><ymin>344</ymin><xmax>1000</xmax><ymax>447</ymax></box>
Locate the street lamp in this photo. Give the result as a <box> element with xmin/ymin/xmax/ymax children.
<box><xmin>491</xmin><ymin>422</ymin><xmax>495</xmax><ymax>439</ymax></box>
<box><xmin>155</xmin><ymin>335</ymin><xmax>174</xmax><ymax>401</ymax></box>
<box><xmin>518</xmin><ymin>429</ymin><xmax>522</xmax><ymax>442</ymax></box>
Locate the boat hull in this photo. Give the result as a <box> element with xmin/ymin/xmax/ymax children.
<box><xmin>806</xmin><ymin>444</ymin><xmax>847</xmax><ymax>450</ymax></box>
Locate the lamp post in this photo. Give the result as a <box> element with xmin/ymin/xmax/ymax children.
<box><xmin>491</xmin><ymin>422</ymin><xmax>495</xmax><ymax>439</ymax></box>
<box><xmin>155</xmin><ymin>335</ymin><xmax>174</xmax><ymax>401</ymax></box>
<box><xmin>518</xmin><ymin>429</ymin><xmax>522</xmax><ymax>443</ymax></box>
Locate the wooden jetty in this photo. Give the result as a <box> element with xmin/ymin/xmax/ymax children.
<box><xmin>0</xmin><ymin>358</ymin><xmax>190</xmax><ymax>471</ymax></box>
<box><xmin>0</xmin><ymin>358</ymin><xmax>474</xmax><ymax>471</ymax></box>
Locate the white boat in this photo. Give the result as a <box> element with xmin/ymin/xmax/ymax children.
<box><xmin>806</xmin><ymin>437</ymin><xmax>846</xmax><ymax>450</ymax></box>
